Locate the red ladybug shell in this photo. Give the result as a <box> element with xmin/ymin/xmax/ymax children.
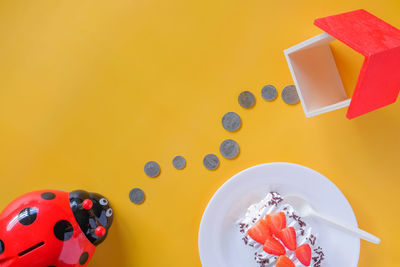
<box><xmin>0</xmin><ymin>190</ymin><xmax>105</xmax><ymax>267</ymax></box>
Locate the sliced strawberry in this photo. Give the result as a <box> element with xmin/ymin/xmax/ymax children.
<box><xmin>296</xmin><ymin>244</ymin><xmax>311</xmax><ymax>266</ymax></box>
<box><xmin>278</xmin><ymin>227</ymin><xmax>297</xmax><ymax>250</ymax></box>
<box><xmin>247</xmin><ymin>219</ymin><xmax>271</xmax><ymax>244</ymax></box>
<box><xmin>265</xmin><ymin>212</ymin><xmax>286</xmax><ymax>236</ymax></box>
<box><xmin>263</xmin><ymin>236</ymin><xmax>285</xmax><ymax>256</ymax></box>
<box><xmin>276</xmin><ymin>255</ymin><xmax>295</xmax><ymax>267</ymax></box>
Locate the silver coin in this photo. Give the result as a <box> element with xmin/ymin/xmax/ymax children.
<box><xmin>203</xmin><ymin>154</ymin><xmax>219</xmax><ymax>170</ymax></box>
<box><xmin>129</xmin><ymin>188</ymin><xmax>145</xmax><ymax>204</ymax></box>
<box><xmin>261</xmin><ymin>85</ymin><xmax>278</xmax><ymax>101</ymax></box>
<box><xmin>222</xmin><ymin>112</ymin><xmax>241</xmax><ymax>132</ymax></box>
<box><xmin>172</xmin><ymin>156</ymin><xmax>186</xmax><ymax>170</ymax></box>
<box><xmin>144</xmin><ymin>161</ymin><xmax>160</xmax><ymax>178</ymax></box>
<box><xmin>219</xmin><ymin>139</ymin><xmax>239</xmax><ymax>159</ymax></box>
<box><xmin>282</xmin><ymin>85</ymin><xmax>299</xmax><ymax>105</ymax></box>
<box><xmin>238</xmin><ymin>91</ymin><xmax>255</xmax><ymax>109</ymax></box>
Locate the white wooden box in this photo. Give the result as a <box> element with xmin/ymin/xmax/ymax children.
<box><xmin>284</xmin><ymin>33</ymin><xmax>351</xmax><ymax>117</ymax></box>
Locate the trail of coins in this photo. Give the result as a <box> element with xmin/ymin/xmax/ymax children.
<box><xmin>131</xmin><ymin>85</ymin><xmax>298</xmax><ymax>203</ymax></box>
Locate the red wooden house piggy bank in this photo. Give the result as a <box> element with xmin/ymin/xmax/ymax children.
<box><xmin>284</xmin><ymin>9</ymin><xmax>400</xmax><ymax>119</ymax></box>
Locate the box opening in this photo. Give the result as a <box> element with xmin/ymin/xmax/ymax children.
<box><xmin>284</xmin><ymin>33</ymin><xmax>363</xmax><ymax>117</ymax></box>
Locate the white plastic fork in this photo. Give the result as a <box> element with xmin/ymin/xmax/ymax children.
<box><xmin>284</xmin><ymin>195</ymin><xmax>380</xmax><ymax>244</ymax></box>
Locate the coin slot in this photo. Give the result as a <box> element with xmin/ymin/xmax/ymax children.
<box><xmin>18</xmin><ymin>241</ymin><xmax>44</xmax><ymax>257</ymax></box>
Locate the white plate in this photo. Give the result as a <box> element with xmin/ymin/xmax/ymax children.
<box><xmin>198</xmin><ymin>163</ymin><xmax>360</xmax><ymax>267</ymax></box>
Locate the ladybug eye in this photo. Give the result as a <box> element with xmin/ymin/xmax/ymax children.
<box><xmin>99</xmin><ymin>198</ymin><xmax>108</xmax><ymax>206</ymax></box>
<box><xmin>106</xmin><ymin>208</ymin><xmax>113</xmax><ymax>217</ymax></box>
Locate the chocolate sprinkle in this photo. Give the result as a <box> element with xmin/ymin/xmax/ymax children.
<box><xmin>289</xmin><ymin>212</ymin><xmax>306</xmax><ymax>227</ymax></box>
<box><xmin>308</xmin><ymin>234</ymin><xmax>317</xmax><ymax>246</ymax></box>
<box><xmin>238</xmin><ymin>222</ymin><xmax>247</xmax><ymax>234</ymax></box>
<box><xmin>267</xmin><ymin>191</ymin><xmax>283</xmax><ymax>206</ymax></box>
<box><xmin>299</xmin><ymin>228</ymin><xmax>305</xmax><ymax>236</ymax></box>
<box><xmin>254</xmin><ymin>252</ymin><xmax>270</xmax><ymax>267</ymax></box>
<box><xmin>312</xmin><ymin>246</ymin><xmax>325</xmax><ymax>267</ymax></box>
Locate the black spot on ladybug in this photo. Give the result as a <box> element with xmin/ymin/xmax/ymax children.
<box><xmin>79</xmin><ymin>252</ymin><xmax>89</xmax><ymax>265</ymax></box>
<box><xmin>41</xmin><ymin>192</ymin><xmax>56</xmax><ymax>200</ymax></box>
<box><xmin>53</xmin><ymin>220</ymin><xmax>73</xmax><ymax>241</ymax></box>
<box><xmin>18</xmin><ymin>207</ymin><xmax>38</xmax><ymax>225</ymax></box>
<box><xmin>0</xmin><ymin>239</ymin><xmax>4</xmax><ymax>254</ymax></box>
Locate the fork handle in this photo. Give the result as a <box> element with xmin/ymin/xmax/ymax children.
<box><xmin>313</xmin><ymin>212</ymin><xmax>381</xmax><ymax>244</ymax></box>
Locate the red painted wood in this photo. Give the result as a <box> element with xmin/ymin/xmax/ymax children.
<box><xmin>314</xmin><ymin>9</ymin><xmax>400</xmax><ymax>119</ymax></box>
<box><xmin>315</xmin><ymin>9</ymin><xmax>400</xmax><ymax>56</ymax></box>
<box><xmin>347</xmin><ymin>47</ymin><xmax>400</xmax><ymax>119</ymax></box>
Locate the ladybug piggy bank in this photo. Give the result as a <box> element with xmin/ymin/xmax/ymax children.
<box><xmin>0</xmin><ymin>190</ymin><xmax>113</xmax><ymax>267</ymax></box>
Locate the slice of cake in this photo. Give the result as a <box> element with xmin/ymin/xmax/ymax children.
<box><xmin>237</xmin><ymin>192</ymin><xmax>325</xmax><ymax>267</ymax></box>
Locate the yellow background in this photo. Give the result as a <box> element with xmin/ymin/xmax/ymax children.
<box><xmin>0</xmin><ymin>0</ymin><xmax>399</xmax><ymax>266</ymax></box>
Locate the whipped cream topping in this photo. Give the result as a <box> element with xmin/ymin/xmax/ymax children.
<box><xmin>237</xmin><ymin>192</ymin><xmax>325</xmax><ymax>267</ymax></box>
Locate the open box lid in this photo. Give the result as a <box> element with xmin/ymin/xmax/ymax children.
<box><xmin>314</xmin><ymin>9</ymin><xmax>400</xmax><ymax>119</ymax></box>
